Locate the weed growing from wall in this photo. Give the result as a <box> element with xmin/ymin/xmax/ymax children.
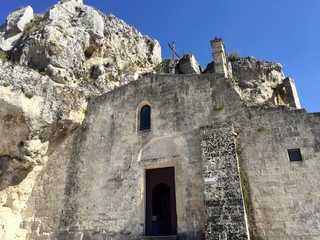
<box><xmin>86</xmin><ymin>93</ymin><xmax>96</xmax><ymax>101</ymax></box>
<box><xmin>117</xmin><ymin>67</ymin><xmax>123</xmax><ymax>76</ymax></box>
<box><xmin>257</xmin><ymin>127</ymin><xmax>265</xmax><ymax>132</ymax></box>
<box><xmin>0</xmin><ymin>50</ymin><xmax>9</xmax><ymax>61</ymax></box>
<box><xmin>214</xmin><ymin>101</ymin><xmax>225</xmax><ymax>111</ymax></box>
<box><xmin>229</xmin><ymin>75</ymin><xmax>238</xmax><ymax>87</ymax></box>
<box><xmin>24</xmin><ymin>92</ymin><xmax>34</xmax><ymax>98</ymax></box>
<box><xmin>227</xmin><ymin>51</ymin><xmax>240</xmax><ymax>62</ymax></box>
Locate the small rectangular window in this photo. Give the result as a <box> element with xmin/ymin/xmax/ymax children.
<box><xmin>288</xmin><ymin>149</ymin><xmax>302</xmax><ymax>161</ymax></box>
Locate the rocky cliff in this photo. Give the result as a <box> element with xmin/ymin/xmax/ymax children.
<box><xmin>0</xmin><ymin>0</ymin><xmax>161</xmax><ymax>239</ymax></box>
<box><xmin>1</xmin><ymin>0</ymin><xmax>161</xmax><ymax>92</ymax></box>
<box><xmin>230</xmin><ymin>56</ymin><xmax>285</xmax><ymax>104</ymax></box>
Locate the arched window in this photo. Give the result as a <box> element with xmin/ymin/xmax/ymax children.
<box><xmin>140</xmin><ymin>105</ymin><xmax>151</xmax><ymax>131</ymax></box>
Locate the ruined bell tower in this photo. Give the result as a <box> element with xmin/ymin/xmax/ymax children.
<box><xmin>211</xmin><ymin>37</ymin><xmax>229</xmax><ymax>77</ymax></box>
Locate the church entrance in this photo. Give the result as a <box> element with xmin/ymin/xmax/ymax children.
<box><xmin>146</xmin><ymin>167</ymin><xmax>177</xmax><ymax>236</ymax></box>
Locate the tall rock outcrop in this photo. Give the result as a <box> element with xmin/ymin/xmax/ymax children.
<box><xmin>156</xmin><ymin>53</ymin><xmax>202</xmax><ymax>75</ymax></box>
<box><xmin>1</xmin><ymin>0</ymin><xmax>161</xmax><ymax>92</ymax></box>
<box><xmin>0</xmin><ymin>58</ymin><xmax>87</xmax><ymax>240</ymax></box>
<box><xmin>0</xmin><ymin>0</ymin><xmax>160</xmax><ymax>238</ymax></box>
<box><xmin>230</xmin><ymin>56</ymin><xmax>285</xmax><ymax>104</ymax></box>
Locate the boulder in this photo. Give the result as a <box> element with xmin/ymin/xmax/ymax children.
<box><xmin>156</xmin><ymin>54</ymin><xmax>202</xmax><ymax>75</ymax></box>
<box><xmin>178</xmin><ymin>53</ymin><xmax>202</xmax><ymax>74</ymax></box>
<box><xmin>155</xmin><ymin>59</ymin><xmax>180</xmax><ymax>74</ymax></box>
<box><xmin>6</xmin><ymin>6</ymin><xmax>34</xmax><ymax>32</ymax></box>
<box><xmin>203</xmin><ymin>61</ymin><xmax>215</xmax><ymax>74</ymax></box>
<box><xmin>0</xmin><ymin>6</ymin><xmax>34</xmax><ymax>51</ymax></box>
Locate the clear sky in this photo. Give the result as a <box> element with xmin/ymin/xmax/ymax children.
<box><xmin>1</xmin><ymin>0</ymin><xmax>319</xmax><ymax>112</ymax></box>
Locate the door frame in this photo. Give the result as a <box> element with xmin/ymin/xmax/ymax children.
<box><xmin>145</xmin><ymin>167</ymin><xmax>177</xmax><ymax>236</ymax></box>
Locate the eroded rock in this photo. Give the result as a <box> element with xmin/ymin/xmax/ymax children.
<box><xmin>156</xmin><ymin>58</ymin><xmax>180</xmax><ymax>74</ymax></box>
<box><xmin>7</xmin><ymin>0</ymin><xmax>161</xmax><ymax>90</ymax></box>
<box><xmin>0</xmin><ymin>6</ymin><xmax>34</xmax><ymax>51</ymax></box>
<box><xmin>0</xmin><ymin>59</ymin><xmax>87</xmax><ymax>239</ymax></box>
<box><xmin>156</xmin><ymin>54</ymin><xmax>201</xmax><ymax>75</ymax></box>
<box><xmin>231</xmin><ymin>56</ymin><xmax>285</xmax><ymax>103</ymax></box>
<box><xmin>179</xmin><ymin>53</ymin><xmax>202</xmax><ymax>74</ymax></box>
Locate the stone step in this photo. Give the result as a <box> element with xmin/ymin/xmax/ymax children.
<box><xmin>139</xmin><ymin>236</ymin><xmax>177</xmax><ymax>240</ymax></box>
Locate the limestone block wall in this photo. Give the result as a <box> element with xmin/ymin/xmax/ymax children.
<box><xmin>237</xmin><ymin>107</ymin><xmax>320</xmax><ymax>239</ymax></box>
<box><xmin>18</xmin><ymin>71</ymin><xmax>320</xmax><ymax>240</ymax></box>
<box><xmin>22</xmin><ymin>74</ymin><xmax>226</xmax><ymax>239</ymax></box>
<box><xmin>200</xmin><ymin>124</ymin><xmax>248</xmax><ymax>240</ymax></box>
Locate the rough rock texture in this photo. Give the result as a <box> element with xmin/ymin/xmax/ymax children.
<box><xmin>0</xmin><ymin>59</ymin><xmax>87</xmax><ymax>239</ymax></box>
<box><xmin>2</xmin><ymin>0</ymin><xmax>161</xmax><ymax>92</ymax></box>
<box><xmin>200</xmin><ymin>124</ymin><xmax>248</xmax><ymax>240</ymax></box>
<box><xmin>203</xmin><ymin>61</ymin><xmax>215</xmax><ymax>74</ymax></box>
<box><xmin>0</xmin><ymin>1</ymin><xmax>162</xmax><ymax>237</ymax></box>
<box><xmin>0</xmin><ymin>6</ymin><xmax>34</xmax><ymax>51</ymax></box>
<box><xmin>230</xmin><ymin>57</ymin><xmax>285</xmax><ymax>104</ymax></box>
<box><xmin>179</xmin><ymin>53</ymin><xmax>202</xmax><ymax>74</ymax></box>
<box><xmin>156</xmin><ymin>54</ymin><xmax>201</xmax><ymax>74</ymax></box>
<box><xmin>156</xmin><ymin>58</ymin><xmax>180</xmax><ymax>74</ymax></box>
<box><xmin>0</xmin><ymin>1</ymin><xmax>310</xmax><ymax>239</ymax></box>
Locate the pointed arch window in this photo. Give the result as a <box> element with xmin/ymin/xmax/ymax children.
<box><xmin>140</xmin><ymin>105</ymin><xmax>151</xmax><ymax>131</ymax></box>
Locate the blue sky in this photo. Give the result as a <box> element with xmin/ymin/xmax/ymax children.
<box><xmin>1</xmin><ymin>0</ymin><xmax>319</xmax><ymax>112</ymax></box>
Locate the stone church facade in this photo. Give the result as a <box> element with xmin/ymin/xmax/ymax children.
<box><xmin>0</xmin><ymin>1</ymin><xmax>319</xmax><ymax>239</ymax></box>
<box><xmin>24</xmin><ymin>40</ymin><xmax>320</xmax><ymax>240</ymax></box>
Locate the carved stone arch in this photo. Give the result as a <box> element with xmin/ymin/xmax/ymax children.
<box><xmin>139</xmin><ymin>138</ymin><xmax>180</xmax><ymax>161</ymax></box>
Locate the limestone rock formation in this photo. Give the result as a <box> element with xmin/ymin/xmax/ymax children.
<box><xmin>156</xmin><ymin>58</ymin><xmax>180</xmax><ymax>74</ymax></box>
<box><xmin>0</xmin><ymin>59</ymin><xmax>87</xmax><ymax>239</ymax></box>
<box><xmin>230</xmin><ymin>56</ymin><xmax>285</xmax><ymax>103</ymax></box>
<box><xmin>0</xmin><ymin>6</ymin><xmax>34</xmax><ymax>51</ymax></box>
<box><xmin>0</xmin><ymin>1</ymin><xmax>162</xmax><ymax>237</ymax></box>
<box><xmin>156</xmin><ymin>53</ymin><xmax>202</xmax><ymax>74</ymax></box>
<box><xmin>179</xmin><ymin>53</ymin><xmax>202</xmax><ymax>74</ymax></box>
<box><xmin>1</xmin><ymin>0</ymin><xmax>161</xmax><ymax>92</ymax></box>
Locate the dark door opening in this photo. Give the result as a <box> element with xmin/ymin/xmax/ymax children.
<box><xmin>146</xmin><ymin>167</ymin><xmax>177</xmax><ymax>236</ymax></box>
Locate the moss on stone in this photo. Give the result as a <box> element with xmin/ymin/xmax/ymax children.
<box><xmin>240</xmin><ymin>169</ymin><xmax>249</xmax><ymax>210</ymax></box>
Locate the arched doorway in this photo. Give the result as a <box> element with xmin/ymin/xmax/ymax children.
<box><xmin>146</xmin><ymin>167</ymin><xmax>177</xmax><ymax>236</ymax></box>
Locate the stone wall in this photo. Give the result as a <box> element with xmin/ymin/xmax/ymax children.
<box><xmin>237</xmin><ymin>107</ymin><xmax>320</xmax><ymax>239</ymax></box>
<box><xmin>17</xmin><ymin>72</ymin><xmax>320</xmax><ymax>240</ymax></box>
<box><xmin>200</xmin><ymin>124</ymin><xmax>248</xmax><ymax>240</ymax></box>
<box><xmin>22</xmin><ymin>74</ymin><xmax>224</xmax><ymax>239</ymax></box>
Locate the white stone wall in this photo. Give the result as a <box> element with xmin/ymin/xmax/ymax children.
<box><xmin>237</xmin><ymin>108</ymin><xmax>320</xmax><ymax>239</ymax></box>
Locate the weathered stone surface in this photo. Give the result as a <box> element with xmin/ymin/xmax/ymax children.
<box><xmin>179</xmin><ymin>53</ymin><xmax>202</xmax><ymax>74</ymax></box>
<box><xmin>155</xmin><ymin>58</ymin><xmax>180</xmax><ymax>74</ymax></box>
<box><xmin>210</xmin><ymin>38</ymin><xmax>229</xmax><ymax>77</ymax></box>
<box><xmin>231</xmin><ymin>56</ymin><xmax>285</xmax><ymax>104</ymax></box>
<box><xmin>6</xmin><ymin>6</ymin><xmax>34</xmax><ymax>32</ymax></box>
<box><xmin>0</xmin><ymin>6</ymin><xmax>34</xmax><ymax>51</ymax></box>
<box><xmin>237</xmin><ymin>106</ymin><xmax>320</xmax><ymax>239</ymax></box>
<box><xmin>0</xmin><ymin>2</ymin><xmax>318</xmax><ymax>240</ymax></box>
<box><xmin>0</xmin><ymin>59</ymin><xmax>87</xmax><ymax>239</ymax></box>
<box><xmin>24</xmin><ymin>74</ymin><xmax>216</xmax><ymax>240</ymax></box>
<box><xmin>156</xmin><ymin>54</ymin><xmax>201</xmax><ymax>75</ymax></box>
<box><xmin>8</xmin><ymin>0</ymin><xmax>161</xmax><ymax>91</ymax></box>
<box><xmin>200</xmin><ymin>124</ymin><xmax>249</xmax><ymax>240</ymax></box>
